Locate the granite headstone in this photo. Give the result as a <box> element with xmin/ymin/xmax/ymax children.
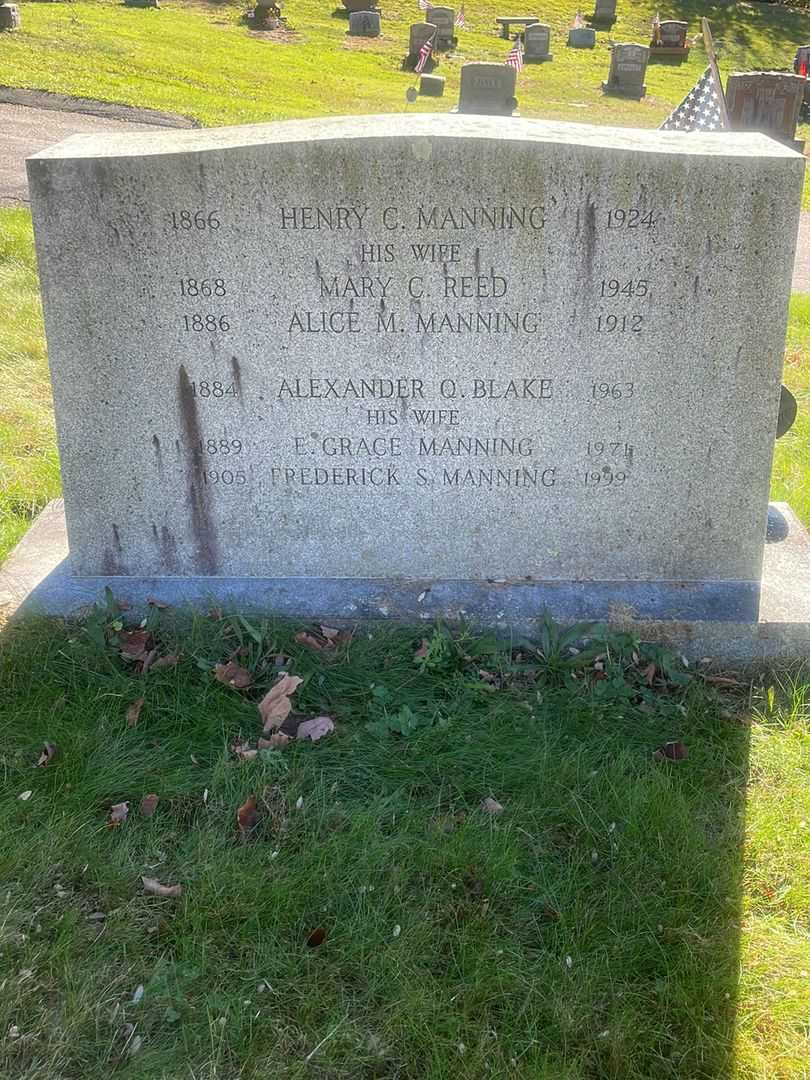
<box><xmin>602</xmin><ymin>43</ymin><xmax>649</xmax><ymax>99</ymax></box>
<box><xmin>524</xmin><ymin>22</ymin><xmax>552</xmax><ymax>62</ymax></box>
<box><xmin>456</xmin><ymin>62</ymin><xmax>517</xmax><ymax>115</ymax></box>
<box><xmin>726</xmin><ymin>71</ymin><xmax>805</xmax><ymax>149</ymax></box>
<box><xmin>348</xmin><ymin>10</ymin><xmax>380</xmax><ymax>36</ymax></box>
<box><xmin>425</xmin><ymin>5</ymin><xmax>454</xmax><ymax>47</ymax></box>
<box><xmin>26</xmin><ymin>115</ymin><xmax>804</xmax><ymax>622</ymax></box>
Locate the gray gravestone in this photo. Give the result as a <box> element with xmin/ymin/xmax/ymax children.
<box><xmin>420</xmin><ymin>74</ymin><xmax>445</xmax><ymax>96</ymax></box>
<box><xmin>349</xmin><ymin>10</ymin><xmax>380</xmax><ymax>36</ymax></box>
<box><xmin>568</xmin><ymin>26</ymin><xmax>595</xmax><ymax>48</ymax></box>
<box><xmin>342</xmin><ymin>0</ymin><xmax>375</xmax><ymax>11</ymax></box>
<box><xmin>0</xmin><ymin>2</ymin><xmax>20</xmax><ymax>29</ymax></box>
<box><xmin>602</xmin><ymin>43</ymin><xmax>649</xmax><ymax>99</ymax></box>
<box><xmin>456</xmin><ymin>62</ymin><xmax>517</xmax><ymax>115</ymax></box>
<box><xmin>591</xmin><ymin>0</ymin><xmax>616</xmax><ymax>24</ymax></box>
<box><xmin>658</xmin><ymin>20</ymin><xmax>687</xmax><ymax>49</ymax></box>
<box><xmin>524</xmin><ymin>22</ymin><xmax>552</xmax><ymax>62</ymax></box>
<box><xmin>124</xmin><ymin>0</ymin><xmax>159</xmax><ymax>8</ymax></box>
<box><xmin>727</xmin><ymin>71</ymin><xmax>806</xmax><ymax>149</ymax></box>
<box><xmin>408</xmin><ymin>21</ymin><xmax>436</xmax><ymax>61</ymax></box>
<box><xmin>425</xmin><ymin>5</ymin><xmax>454</xmax><ymax>47</ymax></box>
<box><xmin>794</xmin><ymin>45</ymin><xmax>810</xmax><ymax>75</ymax></box>
<box><xmin>26</xmin><ymin>115</ymin><xmax>804</xmax><ymax>623</ymax></box>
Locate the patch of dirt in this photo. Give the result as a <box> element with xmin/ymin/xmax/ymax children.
<box><xmin>248</xmin><ymin>27</ymin><xmax>302</xmax><ymax>43</ymax></box>
<box><xmin>341</xmin><ymin>35</ymin><xmax>393</xmax><ymax>52</ymax></box>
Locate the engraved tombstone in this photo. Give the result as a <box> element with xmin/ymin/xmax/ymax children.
<box><xmin>568</xmin><ymin>26</ymin><xmax>595</xmax><ymax>48</ymax></box>
<box><xmin>523</xmin><ymin>23</ymin><xmax>552</xmax><ymax>63</ymax></box>
<box><xmin>794</xmin><ymin>45</ymin><xmax>810</xmax><ymax>77</ymax></box>
<box><xmin>26</xmin><ymin>115</ymin><xmax>804</xmax><ymax>623</ymax></box>
<box><xmin>408</xmin><ymin>21</ymin><xmax>436</xmax><ymax>65</ymax></box>
<box><xmin>651</xmin><ymin>19</ymin><xmax>688</xmax><ymax>59</ymax></box>
<box><xmin>602</xmin><ymin>43</ymin><xmax>649</xmax><ymax>100</ymax></box>
<box><xmin>726</xmin><ymin>72</ymin><xmax>805</xmax><ymax>150</ymax></box>
<box><xmin>591</xmin><ymin>0</ymin><xmax>616</xmax><ymax>27</ymax></box>
<box><xmin>425</xmin><ymin>5</ymin><xmax>454</xmax><ymax>47</ymax></box>
<box><xmin>456</xmin><ymin>62</ymin><xmax>517</xmax><ymax>115</ymax></box>
<box><xmin>0</xmin><ymin>3</ymin><xmax>20</xmax><ymax>29</ymax></box>
<box><xmin>348</xmin><ymin>10</ymin><xmax>380</xmax><ymax>36</ymax></box>
<box><xmin>420</xmin><ymin>74</ymin><xmax>445</xmax><ymax>96</ymax></box>
<box><xmin>342</xmin><ymin>0</ymin><xmax>376</xmax><ymax>12</ymax></box>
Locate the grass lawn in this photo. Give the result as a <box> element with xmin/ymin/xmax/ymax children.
<box><xmin>0</xmin><ymin>612</ymin><xmax>808</xmax><ymax>1079</ymax></box>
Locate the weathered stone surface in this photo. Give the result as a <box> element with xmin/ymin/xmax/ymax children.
<box><xmin>457</xmin><ymin>63</ymin><xmax>517</xmax><ymax>114</ymax></box>
<box><xmin>419</xmin><ymin>74</ymin><xmax>445</xmax><ymax>96</ymax></box>
<box><xmin>0</xmin><ymin>2</ymin><xmax>21</xmax><ymax>27</ymax></box>
<box><xmin>27</xmin><ymin>115</ymin><xmax>803</xmax><ymax>620</ymax></box>
<box><xmin>568</xmin><ymin>27</ymin><xmax>596</xmax><ymax>48</ymax></box>
<box><xmin>348</xmin><ymin>10</ymin><xmax>380</xmax><ymax>36</ymax></box>
<box><xmin>523</xmin><ymin>22</ymin><xmax>551</xmax><ymax>61</ymax></box>
<box><xmin>603</xmin><ymin>43</ymin><xmax>648</xmax><ymax>99</ymax></box>
<box><xmin>408</xmin><ymin>21</ymin><xmax>436</xmax><ymax>58</ymax></box>
<box><xmin>727</xmin><ymin>72</ymin><xmax>805</xmax><ymax>146</ymax></box>
<box><xmin>424</xmin><ymin>5</ymin><xmax>454</xmax><ymax>46</ymax></box>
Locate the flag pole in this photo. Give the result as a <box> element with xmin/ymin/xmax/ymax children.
<box><xmin>702</xmin><ymin>16</ymin><xmax>730</xmax><ymax>128</ymax></box>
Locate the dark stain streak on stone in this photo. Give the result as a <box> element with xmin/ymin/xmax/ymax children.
<box><xmin>693</xmin><ymin>275</ymin><xmax>700</xmax><ymax>297</ymax></box>
<box><xmin>582</xmin><ymin>198</ymin><xmax>596</xmax><ymax>279</ymax></box>
<box><xmin>230</xmin><ymin>356</ymin><xmax>243</xmax><ymax>401</ymax></box>
<box><xmin>160</xmin><ymin>525</ymin><xmax>178</xmax><ymax>571</ymax></box>
<box><xmin>473</xmin><ymin>247</ymin><xmax>480</xmax><ymax>275</ymax></box>
<box><xmin>178</xmin><ymin>364</ymin><xmax>219</xmax><ymax>573</ymax></box>
<box><xmin>152</xmin><ymin>434</ymin><xmax>164</xmax><ymax>478</ymax></box>
<box><xmin>112</xmin><ymin>524</ymin><xmax>123</xmax><ymax>553</ymax></box>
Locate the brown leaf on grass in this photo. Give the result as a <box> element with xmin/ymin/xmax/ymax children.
<box><xmin>295</xmin><ymin>631</ymin><xmax>325</xmax><ymax>651</ymax></box>
<box><xmin>414</xmin><ymin>639</ymin><xmax>430</xmax><ymax>661</ymax></box>
<box><xmin>139</xmin><ymin>794</ymin><xmax>159</xmax><ymax>817</ymax></box>
<box><xmin>480</xmin><ymin>797</ymin><xmax>504</xmax><ymax>815</ymax></box>
<box><xmin>320</xmin><ymin>626</ymin><xmax>340</xmax><ymax>642</ymax></box>
<box><xmin>140</xmin><ymin>649</ymin><xmax>159</xmax><ymax>675</ymax></box>
<box><xmin>141</xmin><ymin>876</ymin><xmax>182</xmax><ymax>898</ymax></box>
<box><xmin>258</xmin><ymin>674</ymin><xmax>303</xmax><ymax>732</ymax></box>
<box><xmin>258</xmin><ymin>733</ymin><xmax>290</xmax><ymax>750</ymax></box>
<box><xmin>653</xmin><ymin>740</ymin><xmax>688</xmax><ymax>762</ymax></box>
<box><xmin>296</xmin><ymin>716</ymin><xmax>335</xmax><ymax>742</ymax></box>
<box><xmin>146</xmin><ymin>597</ymin><xmax>169</xmax><ymax>609</ymax></box>
<box><xmin>642</xmin><ymin>663</ymin><xmax>656</xmax><ymax>687</ymax></box>
<box><xmin>126</xmin><ymin>698</ymin><xmax>145</xmax><ymax>728</ymax></box>
<box><xmin>214</xmin><ymin>660</ymin><xmax>253</xmax><ymax>690</ymax></box>
<box><xmin>306</xmin><ymin>927</ymin><xmax>327</xmax><ymax>948</ymax></box>
<box><xmin>232</xmin><ymin>740</ymin><xmax>258</xmax><ymax>762</ymax></box>
<box><xmin>237</xmin><ymin>794</ymin><xmax>260</xmax><ymax>838</ymax></box>
<box><xmin>150</xmin><ymin>653</ymin><xmax>180</xmax><ymax>671</ymax></box>
<box><xmin>702</xmin><ymin>674</ymin><xmax>744</xmax><ymax>688</ymax></box>
<box><xmin>108</xmin><ymin>801</ymin><xmax>130</xmax><ymax>827</ymax></box>
<box><xmin>119</xmin><ymin>630</ymin><xmax>153</xmax><ymax>662</ymax></box>
<box><xmin>36</xmin><ymin>742</ymin><xmax>57</xmax><ymax>767</ymax></box>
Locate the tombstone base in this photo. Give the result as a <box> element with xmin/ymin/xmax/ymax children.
<box><xmin>649</xmin><ymin>46</ymin><xmax>690</xmax><ymax>61</ymax></box>
<box><xmin>525</xmin><ymin>52</ymin><xmax>552</xmax><ymax>63</ymax></box>
<box><xmin>5</xmin><ymin>501</ymin><xmax>810</xmax><ymax>664</ymax></box>
<box><xmin>601</xmin><ymin>80</ymin><xmax>646</xmax><ymax>100</ymax></box>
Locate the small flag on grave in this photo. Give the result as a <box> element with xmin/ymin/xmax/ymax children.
<box><xmin>505</xmin><ymin>36</ymin><xmax>523</xmax><ymax>72</ymax></box>
<box><xmin>659</xmin><ymin>66</ymin><xmax>728</xmax><ymax>132</ymax></box>
<box><xmin>417</xmin><ymin>0</ymin><xmax>428</xmax><ymax>10</ymax></box>
<box><xmin>651</xmin><ymin>10</ymin><xmax>661</xmax><ymax>46</ymax></box>
<box><xmin>454</xmin><ymin>5</ymin><xmax>465</xmax><ymax>27</ymax></box>
<box><xmin>572</xmin><ymin>10</ymin><xmax>585</xmax><ymax>29</ymax></box>
<box><xmin>416</xmin><ymin>33</ymin><xmax>434</xmax><ymax>73</ymax></box>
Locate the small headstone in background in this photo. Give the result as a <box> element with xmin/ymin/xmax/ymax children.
<box><xmin>408</xmin><ymin>21</ymin><xmax>437</xmax><ymax>67</ymax></box>
<box><xmin>793</xmin><ymin>44</ymin><xmax>810</xmax><ymax>76</ymax></box>
<box><xmin>425</xmin><ymin>6</ymin><xmax>455</xmax><ymax>48</ymax></box>
<box><xmin>0</xmin><ymin>2</ymin><xmax>20</xmax><ymax>29</ymax></box>
<box><xmin>456</xmin><ymin>61</ymin><xmax>517</xmax><ymax>115</ymax></box>
<box><xmin>495</xmin><ymin>17</ymin><xmax>539</xmax><ymax>40</ymax></box>
<box><xmin>253</xmin><ymin>0</ymin><xmax>284</xmax><ymax>29</ymax></box>
<box><xmin>342</xmin><ymin>0</ymin><xmax>376</xmax><ymax>11</ymax></box>
<box><xmin>349</xmin><ymin>10</ymin><xmax>380</xmax><ymax>36</ymax></box>
<box><xmin>726</xmin><ymin>71</ymin><xmax>806</xmax><ymax>151</ymax></box>
<box><xmin>590</xmin><ymin>0</ymin><xmax>616</xmax><ymax>27</ymax></box>
<box><xmin>602</xmin><ymin>43</ymin><xmax>649</xmax><ymax>99</ymax></box>
<box><xmin>568</xmin><ymin>26</ymin><xmax>595</xmax><ymax>48</ymax></box>
<box><xmin>650</xmin><ymin>19</ymin><xmax>689</xmax><ymax>60</ymax></box>
<box><xmin>419</xmin><ymin>74</ymin><xmax>445</xmax><ymax>96</ymax></box>
<box><xmin>124</xmin><ymin>0</ymin><xmax>160</xmax><ymax>7</ymax></box>
<box><xmin>524</xmin><ymin>22</ymin><xmax>552</xmax><ymax>62</ymax></box>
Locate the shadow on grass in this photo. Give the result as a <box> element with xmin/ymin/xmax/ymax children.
<box><xmin>0</xmin><ymin>609</ymin><xmax>755</xmax><ymax>1078</ymax></box>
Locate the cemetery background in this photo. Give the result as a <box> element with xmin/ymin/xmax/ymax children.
<box><xmin>0</xmin><ymin>1</ymin><xmax>809</xmax><ymax>1078</ymax></box>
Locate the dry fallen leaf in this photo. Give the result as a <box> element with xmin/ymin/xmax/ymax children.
<box><xmin>295</xmin><ymin>631</ymin><xmax>325</xmax><ymax>651</ymax></box>
<box><xmin>18</xmin><ymin>790</ymin><xmax>33</xmax><ymax>802</ymax></box>
<box><xmin>141</xmin><ymin>876</ymin><xmax>182</xmax><ymax>898</ymax></box>
<box><xmin>296</xmin><ymin>716</ymin><xmax>335</xmax><ymax>742</ymax></box>
<box><xmin>237</xmin><ymin>794</ymin><xmax>260</xmax><ymax>838</ymax></box>
<box><xmin>414</xmin><ymin>639</ymin><xmax>430</xmax><ymax>661</ymax></box>
<box><xmin>653</xmin><ymin>740</ymin><xmax>688</xmax><ymax>762</ymax></box>
<box><xmin>214</xmin><ymin>660</ymin><xmax>253</xmax><ymax>690</ymax></box>
<box><xmin>139</xmin><ymin>794</ymin><xmax>159</xmax><ymax>818</ymax></box>
<box><xmin>108</xmin><ymin>801</ymin><xmax>130</xmax><ymax>827</ymax></box>
<box><xmin>36</xmin><ymin>742</ymin><xmax>57</xmax><ymax>767</ymax></box>
<box><xmin>232</xmin><ymin>740</ymin><xmax>258</xmax><ymax>762</ymax></box>
<box><xmin>320</xmin><ymin>625</ymin><xmax>340</xmax><ymax>642</ymax></box>
<box><xmin>306</xmin><ymin>927</ymin><xmax>326</xmax><ymax>948</ymax></box>
<box><xmin>642</xmin><ymin>662</ymin><xmax>657</xmax><ymax>687</ymax></box>
<box><xmin>150</xmin><ymin>653</ymin><xmax>180</xmax><ymax>671</ymax></box>
<box><xmin>258</xmin><ymin>733</ymin><xmax>291</xmax><ymax>750</ymax></box>
<box><xmin>119</xmin><ymin>629</ymin><xmax>153</xmax><ymax>662</ymax></box>
<box><xmin>126</xmin><ymin>698</ymin><xmax>145</xmax><ymax>728</ymax></box>
<box><xmin>258</xmin><ymin>674</ymin><xmax>303</xmax><ymax>732</ymax></box>
<box><xmin>146</xmin><ymin>597</ymin><xmax>169</xmax><ymax>609</ymax></box>
<box><xmin>481</xmin><ymin>797</ymin><xmax>505</xmax><ymax>815</ymax></box>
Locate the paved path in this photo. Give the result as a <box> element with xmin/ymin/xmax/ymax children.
<box><xmin>0</xmin><ymin>93</ymin><xmax>195</xmax><ymax>205</ymax></box>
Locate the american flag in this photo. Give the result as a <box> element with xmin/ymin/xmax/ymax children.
<box><xmin>454</xmin><ymin>5</ymin><xmax>465</xmax><ymax>27</ymax></box>
<box><xmin>573</xmin><ymin>10</ymin><xmax>585</xmax><ymax>29</ymax></box>
<box><xmin>416</xmin><ymin>34</ymin><xmax>434</xmax><ymax>72</ymax></box>
<box><xmin>659</xmin><ymin>66</ymin><xmax>728</xmax><ymax>131</ymax></box>
<box><xmin>505</xmin><ymin>36</ymin><xmax>523</xmax><ymax>72</ymax></box>
<box><xmin>417</xmin><ymin>0</ymin><xmax>428</xmax><ymax>10</ymax></box>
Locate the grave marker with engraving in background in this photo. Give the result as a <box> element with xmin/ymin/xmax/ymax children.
<box><xmin>26</xmin><ymin>115</ymin><xmax>803</xmax><ymax>623</ymax></box>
